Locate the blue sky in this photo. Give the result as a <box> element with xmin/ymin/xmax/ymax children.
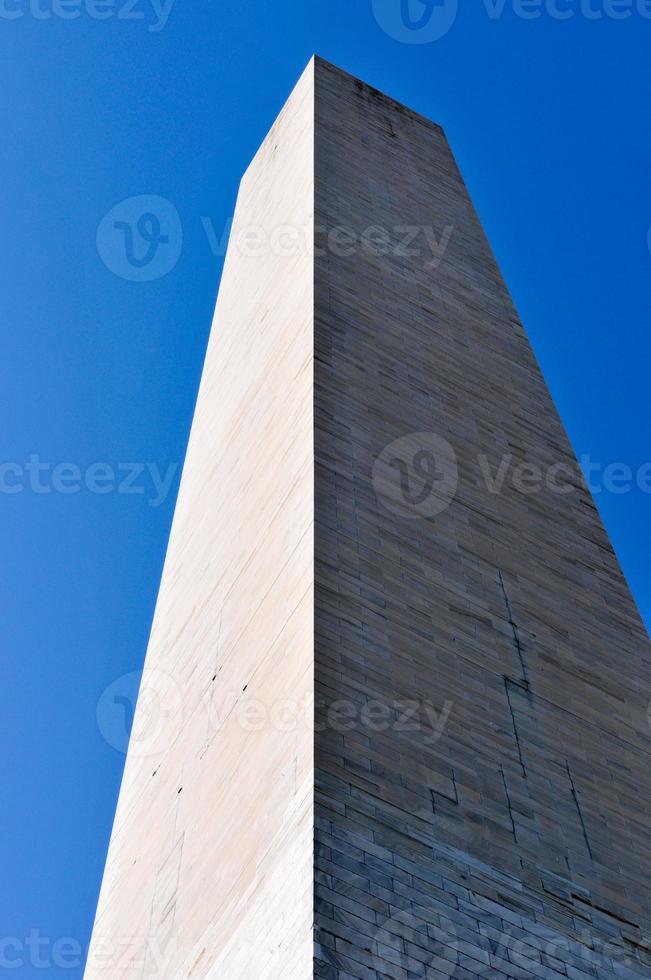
<box><xmin>0</xmin><ymin>1</ymin><xmax>649</xmax><ymax>975</ymax></box>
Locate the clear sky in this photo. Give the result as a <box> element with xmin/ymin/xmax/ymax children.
<box><xmin>0</xmin><ymin>1</ymin><xmax>649</xmax><ymax>975</ymax></box>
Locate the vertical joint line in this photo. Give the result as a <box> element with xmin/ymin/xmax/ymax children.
<box><xmin>504</xmin><ymin>678</ymin><xmax>527</xmax><ymax>780</ymax></box>
<box><xmin>431</xmin><ymin>769</ymin><xmax>459</xmax><ymax>813</ymax></box>
<box><xmin>566</xmin><ymin>760</ymin><xmax>594</xmax><ymax>861</ymax></box>
<box><xmin>500</xmin><ymin>765</ymin><xmax>517</xmax><ymax>842</ymax></box>
<box><xmin>498</xmin><ymin>569</ymin><xmax>529</xmax><ymax>687</ymax></box>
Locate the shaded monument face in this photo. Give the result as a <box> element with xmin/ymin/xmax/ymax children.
<box><xmin>313</xmin><ymin>58</ymin><xmax>650</xmax><ymax>979</ymax></box>
<box><xmin>86</xmin><ymin>57</ymin><xmax>651</xmax><ymax>979</ymax></box>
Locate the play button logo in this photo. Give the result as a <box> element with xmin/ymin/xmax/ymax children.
<box><xmin>372</xmin><ymin>0</ymin><xmax>459</xmax><ymax>43</ymax></box>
